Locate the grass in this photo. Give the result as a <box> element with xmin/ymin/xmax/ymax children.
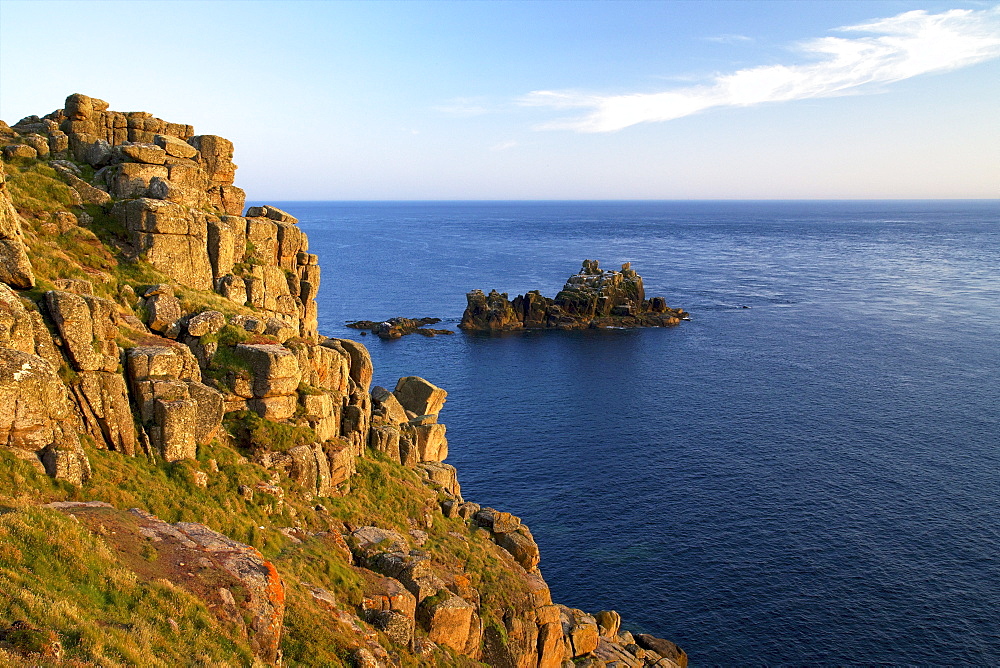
<box><xmin>224</xmin><ymin>410</ymin><xmax>317</xmax><ymax>454</ymax></box>
<box><xmin>0</xmin><ymin>505</ymin><xmax>256</xmax><ymax>666</ymax></box>
<box><xmin>3</xmin><ymin>159</ymin><xmax>77</xmax><ymax>216</ymax></box>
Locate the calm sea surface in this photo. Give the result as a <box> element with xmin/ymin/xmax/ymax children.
<box><xmin>266</xmin><ymin>200</ymin><xmax>1000</xmax><ymax>666</ymax></box>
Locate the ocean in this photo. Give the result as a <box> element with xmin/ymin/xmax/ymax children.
<box><xmin>266</xmin><ymin>200</ymin><xmax>1000</xmax><ymax>665</ymax></box>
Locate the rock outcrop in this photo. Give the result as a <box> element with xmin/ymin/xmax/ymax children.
<box><xmin>0</xmin><ymin>96</ymin><xmax>687</xmax><ymax>667</ymax></box>
<box><xmin>0</xmin><ymin>161</ymin><xmax>34</xmax><ymax>289</ymax></box>
<box><xmin>347</xmin><ymin>316</ymin><xmax>454</xmax><ymax>339</ymax></box>
<box><xmin>46</xmin><ymin>501</ymin><xmax>285</xmax><ymax>663</ymax></box>
<box><xmin>461</xmin><ymin>259</ymin><xmax>688</xmax><ymax>331</ymax></box>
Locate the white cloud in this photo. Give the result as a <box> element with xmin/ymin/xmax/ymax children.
<box><xmin>705</xmin><ymin>34</ymin><xmax>754</xmax><ymax>44</ymax></box>
<box><xmin>490</xmin><ymin>140</ymin><xmax>519</xmax><ymax>151</ymax></box>
<box><xmin>435</xmin><ymin>97</ymin><xmax>491</xmax><ymax>116</ymax></box>
<box><xmin>521</xmin><ymin>8</ymin><xmax>1000</xmax><ymax>132</ymax></box>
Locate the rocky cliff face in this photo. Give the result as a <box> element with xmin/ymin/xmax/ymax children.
<box><xmin>0</xmin><ymin>95</ymin><xmax>687</xmax><ymax>667</ymax></box>
<box><xmin>461</xmin><ymin>260</ymin><xmax>688</xmax><ymax>331</ymax></box>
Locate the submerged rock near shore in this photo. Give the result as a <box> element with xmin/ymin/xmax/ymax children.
<box><xmin>461</xmin><ymin>259</ymin><xmax>688</xmax><ymax>331</ymax></box>
<box><xmin>0</xmin><ymin>95</ymin><xmax>687</xmax><ymax>666</ymax></box>
<box><xmin>347</xmin><ymin>317</ymin><xmax>454</xmax><ymax>339</ymax></box>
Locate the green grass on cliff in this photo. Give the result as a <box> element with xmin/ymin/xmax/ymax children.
<box><xmin>0</xmin><ymin>505</ymin><xmax>255</xmax><ymax>666</ymax></box>
<box><xmin>224</xmin><ymin>410</ymin><xmax>317</xmax><ymax>454</ymax></box>
<box><xmin>4</xmin><ymin>160</ymin><xmax>77</xmax><ymax>215</ymax></box>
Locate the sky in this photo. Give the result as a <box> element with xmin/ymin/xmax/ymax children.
<box><xmin>1</xmin><ymin>0</ymin><xmax>998</xmax><ymax>200</ymax></box>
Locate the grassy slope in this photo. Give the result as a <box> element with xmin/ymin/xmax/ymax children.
<box><xmin>0</xmin><ymin>155</ymin><xmax>536</xmax><ymax>666</ymax></box>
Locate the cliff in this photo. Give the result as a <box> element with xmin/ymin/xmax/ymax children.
<box><xmin>460</xmin><ymin>260</ymin><xmax>688</xmax><ymax>331</ymax></box>
<box><xmin>0</xmin><ymin>94</ymin><xmax>687</xmax><ymax>667</ymax></box>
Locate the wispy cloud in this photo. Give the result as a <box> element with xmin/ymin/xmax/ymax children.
<box><xmin>435</xmin><ymin>97</ymin><xmax>491</xmax><ymax>117</ymax></box>
<box><xmin>490</xmin><ymin>140</ymin><xmax>519</xmax><ymax>151</ymax></box>
<box><xmin>705</xmin><ymin>34</ymin><xmax>754</xmax><ymax>44</ymax></box>
<box><xmin>521</xmin><ymin>8</ymin><xmax>1000</xmax><ymax>132</ymax></box>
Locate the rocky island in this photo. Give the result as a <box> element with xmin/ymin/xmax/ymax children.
<box><xmin>347</xmin><ymin>317</ymin><xmax>454</xmax><ymax>339</ymax></box>
<box><xmin>0</xmin><ymin>94</ymin><xmax>687</xmax><ymax>666</ymax></box>
<box><xmin>460</xmin><ymin>260</ymin><xmax>688</xmax><ymax>331</ymax></box>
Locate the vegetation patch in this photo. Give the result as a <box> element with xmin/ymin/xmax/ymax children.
<box><xmin>224</xmin><ymin>410</ymin><xmax>317</xmax><ymax>453</ymax></box>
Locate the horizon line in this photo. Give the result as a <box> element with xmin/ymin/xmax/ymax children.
<box><xmin>247</xmin><ymin>197</ymin><xmax>1000</xmax><ymax>203</ymax></box>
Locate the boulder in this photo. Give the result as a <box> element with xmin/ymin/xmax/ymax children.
<box><xmin>417</xmin><ymin>462</ymin><xmax>461</xmax><ymax>498</ymax></box>
<box><xmin>2</xmin><ymin>144</ymin><xmax>38</xmax><ymax>160</ymax></box>
<box><xmin>634</xmin><ymin>634</ymin><xmax>688</xmax><ymax>668</ymax></box>
<box><xmin>263</xmin><ymin>317</ymin><xmax>296</xmax><ymax>343</ymax></box>
<box><xmin>186</xmin><ymin>310</ymin><xmax>226</xmax><ymax>337</ymax></box>
<box><xmin>326</xmin><ymin>338</ymin><xmax>372</xmax><ymax>392</ymax></box>
<box><xmin>371</xmin><ymin>385</ymin><xmax>409</xmax><ymax>424</ymax></box>
<box><xmin>248</xmin><ymin>394</ymin><xmax>298</xmax><ymax>421</ymax></box>
<box><xmin>0</xmin><ymin>283</ymin><xmax>36</xmax><ymax>354</ymax></box>
<box><xmin>473</xmin><ymin>508</ymin><xmax>521</xmax><ymax>534</ymax></box>
<box><xmin>145</xmin><ymin>291</ymin><xmax>183</xmax><ymax>338</ymax></box>
<box><xmin>49</xmin><ymin>165</ymin><xmax>112</xmax><ymax>206</ymax></box>
<box><xmin>126</xmin><ymin>345</ymin><xmax>200</xmax><ymax>386</ymax></box>
<box><xmin>216</xmin><ymin>274</ymin><xmax>247</xmax><ymax>305</ymax></box>
<box><xmin>593</xmin><ymin>639</ymin><xmax>643</xmax><ymax>667</ymax></box>
<box><xmin>361</xmin><ymin>574</ymin><xmax>417</xmax><ymax>622</ymax></box>
<box><xmin>536</xmin><ymin>605</ymin><xmax>565</xmax><ymax>668</ymax></box>
<box><xmin>595</xmin><ymin>610</ymin><xmax>622</xmax><ymax>638</ymax></box>
<box><xmin>185</xmin><ymin>380</ymin><xmax>224</xmax><ymax>445</ymax></box>
<box><xmin>351</xmin><ymin>526</ymin><xmax>409</xmax><ymax>560</ymax></box>
<box><xmin>419</xmin><ymin>590</ymin><xmax>476</xmax><ymax>653</ymax></box>
<box><xmin>496</xmin><ymin>527</ymin><xmax>540</xmax><ymax>572</ymax></box>
<box><xmin>112</xmin><ymin>198</ymin><xmax>213</xmax><ymax>291</ymax></box>
<box><xmin>153</xmin><ymin>397</ymin><xmax>198</xmax><ymax>461</ymax></box>
<box><xmin>154</xmin><ymin>133</ymin><xmax>199</xmax><ymax>159</ymax></box>
<box><xmin>22</xmin><ymin>133</ymin><xmax>50</xmax><ymax>159</ymax></box>
<box><xmin>393</xmin><ymin>376</ymin><xmax>447</xmax><ymax>417</ymax></box>
<box><xmin>283</xmin><ymin>443</ymin><xmax>334</xmax><ymax>497</ymax></box>
<box><xmin>413</xmin><ymin>424</ymin><xmax>448</xmax><ymax>462</ymax></box>
<box><xmin>560</xmin><ymin>606</ymin><xmax>600</xmax><ymax>658</ymax></box>
<box><xmin>73</xmin><ymin>371</ymin><xmax>138</xmax><ymax>455</ymax></box>
<box><xmin>84</xmin><ymin>139</ymin><xmax>113</xmax><ymax>168</ymax></box>
<box><xmin>322</xmin><ymin>438</ymin><xmax>355</xmax><ymax>489</ymax></box>
<box><xmin>207</xmin><ymin>217</ymin><xmax>237</xmax><ymax>279</ymax></box>
<box><xmin>188</xmin><ymin>135</ymin><xmax>236</xmax><ymax>186</ymax></box>
<box><xmin>64</xmin><ymin>93</ymin><xmax>95</xmax><ymax>120</ymax></box>
<box><xmin>44</xmin><ymin>291</ymin><xmax>119</xmax><ymax>372</ymax></box>
<box><xmin>233</xmin><ymin>344</ymin><xmax>300</xmax><ymax>398</ymax></box>
<box><xmin>245</xmin><ymin>205</ymin><xmax>298</xmax><ymax>223</ymax></box>
<box><xmin>369</xmin><ymin>424</ymin><xmax>401</xmax><ymax>463</ymax></box>
<box><xmin>117</xmin><ymin>142</ymin><xmax>166</xmax><ymax>164</ymax></box>
<box><xmin>0</xmin><ymin>348</ymin><xmax>90</xmax><ymax>483</ymax></box>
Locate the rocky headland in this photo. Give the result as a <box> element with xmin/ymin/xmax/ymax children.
<box><xmin>460</xmin><ymin>260</ymin><xmax>688</xmax><ymax>331</ymax></box>
<box><xmin>0</xmin><ymin>94</ymin><xmax>687</xmax><ymax>667</ymax></box>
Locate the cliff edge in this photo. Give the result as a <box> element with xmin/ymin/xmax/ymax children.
<box><xmin>0</xmin><ymin>94</ymin><xmax>687</xmax><ymax>667</ymax></box>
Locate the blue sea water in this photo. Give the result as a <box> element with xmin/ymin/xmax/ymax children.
<box><xmin>271</xmin><ymin>200</ymin><xmax>1000</xmax><ymax>665</ymax></box>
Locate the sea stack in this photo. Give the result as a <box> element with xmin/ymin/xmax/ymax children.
<box><xmin>460</xmin><ymin>259</ymin><xmax>688</xmax><ymax>331</ymax></box>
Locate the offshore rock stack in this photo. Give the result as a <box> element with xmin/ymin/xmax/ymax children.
<box><xmin>0</xmin><ymin>95</ymin><xmax>688</xmax><ymax>667</ymax></box>
<box><xmin>460</xmin><ymin>259</ymin><xmax>688</xmax><ymax>331</ymax></box>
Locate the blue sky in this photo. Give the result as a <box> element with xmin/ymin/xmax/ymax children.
<box><xmin>1</xmin><ymin>1</ymin><xmax>998</xmax><ymax>199</ymax></box>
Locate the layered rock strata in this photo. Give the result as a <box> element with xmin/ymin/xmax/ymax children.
<box><xmin>0</xmin><ymin>96</ymin><xmax>687</xmax><ymax>667</ymax></box>
<box><xmin>461</xmin><ymin>259</ymin><xmax>688</xmax><ymax>331</ymax></box>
